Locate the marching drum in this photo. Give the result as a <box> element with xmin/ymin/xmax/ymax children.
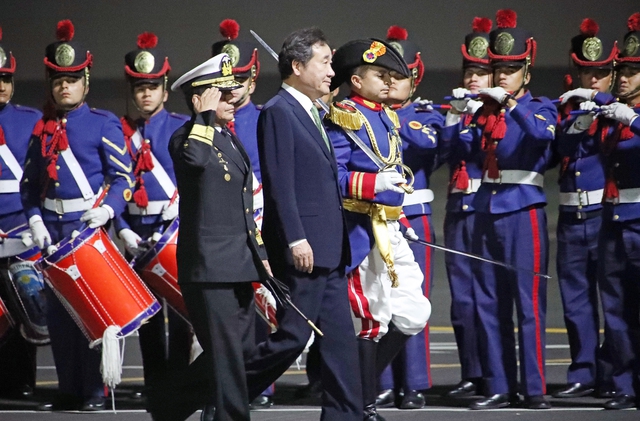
<box><xmin>38</xmin><ymin>227</ymin><xmax>160</xmax><ymax>347</ymax></box>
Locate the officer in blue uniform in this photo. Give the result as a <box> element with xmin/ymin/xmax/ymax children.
<box><xmin>115</xmin><ymin>32</ymin><xmax>191</xmax><ymax>403</ymax></box>
<box><xmin>551</xmin><ymin>18</ymin><xmax>617</xmax><ymax>400</ymax></box>
<box><xmin>440</xmin><ymin>16</ymin><xmax>493</xmax><ymax>399</ymax></box>
<box><xmin>326</xmin><ymin>38</ymin><xmax>431</xmax><ymax>421</ymax></box>
<box><xmin>20</xmin><ymin>20</ymin><xmax>133</xmax><ymax>411</ymax></box>
<box><xmin>591</xmin><ymin>12</ymin><xmax>640</xmax><ymax>410</ymax></box>
<box><xmin>375</xmin><ymin>25</ymin><xmax>444</xmax><ymax>410</ymax></box>
<box><xmin>466</xmin><ymin>9</ymin><xmax>556</xmax><ymax>410</ymax></box>
<box><xmin>0</xmin><ymin>26</ymin><xmax>41</xmax><ymax>400</ymax></box>
<box><xmin>211</xmin><ymin>19</ymin><xmax>275</xmax><ymax>409</ymax></box>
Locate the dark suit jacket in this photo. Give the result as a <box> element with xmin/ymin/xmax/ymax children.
<box><xmin>169</xmin><ymin>110</ymin><xmax>268</xmax><ymax>284</ymax></box>
<box><xmin>258</xmin><ymin>88</ymin><xmax>350</xmax><ymax>271</ymax></box>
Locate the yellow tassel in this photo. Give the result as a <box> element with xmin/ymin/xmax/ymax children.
<box><xmin>388</xmin><ymin>266</ymin><xmax>399</xmax><ymax>288</ymax></box>
<box><xmin>383</xmin><ymin>106</ymin><xmax>400</xmax><ymax>129</ymax></box>
<box><xmin>329</xmin><ymin>102</ymin><xmax>364</xmax><ymax>130</ymax></box>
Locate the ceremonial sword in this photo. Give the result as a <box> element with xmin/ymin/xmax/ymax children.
<box><xmin>250</xmin><ymin>29</ymin><xmax>414</xmax><ymax>193</ymax></box>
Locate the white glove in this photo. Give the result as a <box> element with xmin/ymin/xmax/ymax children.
<box><xmin>600</xmin><ymin>102</ymin><xmax>638</xmax><ymax>126</ymax></box>
<box><xmin>374</xmin><ymin>169</ymin><xmax>406</xmax><ymax>194</ymax></box>
<box><xmin>450</xmin><ymin>88</ymin><xmax>471</xmax><ymax>112</ymax></box>
<box><xmin>465</xmin><ymin>99</ymin><xmax>483</xmax><ymax>115</ymax></box>
<box><xmin>29</xmin><ymin>215</ymin><xmax>52</xmax><ymax>249</ymax></box>
<box><xmin>405</xmin><ymin>227</ymin><xmax>419</xmax><ymax>241</ymax></box>
<box><xmin>119</xmin><ymin>229</ymin><xmax>142</xmax><ymax>254</ymax></box>
<box><xmin>80</xmin><ymin>205</ymin><xmax>112</xmax><ymax>228</ymax></box>
<box><xmin>20</xmin><ymin>231</ymin><xmax>34</xmax><ymax>248</ymax></box>
<box><xmin>559</xmin><ymin>88</ymin><xmax>595</xmax><ymax>104</ymax></box>
<box><xmin>569</xmin><ymin>101</ymin><xmax>598</xmax><ymax>133</ymax></box>
<box><xmin>414</xmin><ymin>98</ymin><xmax>434</xmax><ymax>111</ymax></box>
<box><xmin>479</xmin><ymin>87</ymin><xmax>510</xmax><ymax>103</ymax></box>
<box><xmin>161</xmin><ymin>201</ymin><xmax>179</xmax><ymax>221</ymax></box>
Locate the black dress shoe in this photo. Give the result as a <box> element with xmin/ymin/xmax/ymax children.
<box><xmin>446</xmin><ymin>380</ymin><xmax>478</xmax><ymax>398</ymax></box>
<box><xmin>399</xmin><ymin>390</ymin><xmax>425</xmax><ymax>409</ymax></box>
<box><xmin>250</xmin><ymin>394</ymin><xmax>273</xmax><ymax>409</ymax></box>
<box><xmin>200</xmin><ymin>404</ymin><xmax>215</xmax><ymax>421</ymax></box>
<box><xmin>80</xmin><ymin>397</ymin><xmax>106</xmax><ymax>411</ymax></box>
<box><xmin>130</xmin><ymin>390</ymin><xmax>144</xmax><ymax>400</ymax></box>
<box><xmin>375</xmin><ymin>389</ymin><xmax>395</xmax><ymax>408</ymax></box>
<box><xmin>552</xmin><ymin>383</ymin><xmax>594</xmax><ymax>398</ymax></box>
<box><xmin>604</xmin><ymin>394</ymin><xmax>636</xmax><ymax>410</ymax></box>
<box><xmin>0</xmin><ymin>384</ymin><xmax>34</xmax><ymax>400</ymax></box>
<box><xmin>363</xmin><ymin>403</ymin><xmax>386</xmax><ymax>420</ymax></box>
<box><xmin>37</xmin><ymin>395</ymin><xmax>81</xmax><ymax>411</ymax></box>
<box><xmin>295</xmin><ymin>381</ymin><xmax>322</xmax><ymax>399</ymax></box>
<box><xmin>469</xmin><ymin>393</ymin><xmax>515</xmax><ymax>410</ymax></box>
<box><xmin>523</xmin><ymin>395</ymin><xmax>551</xmax><ymax>409</ymax></box>
<box><xmin>597</xmin><ymin>388</ymin><xmax>616</xmax><ymax>399</ymax></box>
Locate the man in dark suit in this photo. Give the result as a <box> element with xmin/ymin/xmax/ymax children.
<box><xmin>244</xmin><ymin>27</ymin><xmax>363</xmax><ymax>421</ymax></box>
<box><xmin>157</xmin><ymin>53</ymin><xmax>270</xmax><ymax>421</ymax></box>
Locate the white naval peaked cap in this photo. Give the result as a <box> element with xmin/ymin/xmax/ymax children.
<box><xmin>171</xmin><ymin>53</ymin><xmax>241</xmax><ymax>92</ymax></box>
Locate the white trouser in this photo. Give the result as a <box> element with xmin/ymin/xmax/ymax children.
<box><xmin>348</xmin><ymin>220</ymin><xmax>431</xmax><ymax>341</ymax></box>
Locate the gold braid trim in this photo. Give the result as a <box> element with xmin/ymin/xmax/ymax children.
<box><xmin>383</xmin><ymin>105</ymin><xmax>400</xmax><ymax>129</ymax></box>
<box><xmin>328</xmin><ymin>101</ymin><xmax>364</xmax><ymax>130</ymax></box>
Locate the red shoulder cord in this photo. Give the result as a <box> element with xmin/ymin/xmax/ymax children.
<box><xmin>477</xmin><ymin>99</ymin><xmax>507</xmax><ymax>179</ymax></box>
<box><xmin>32</xmin><ymin>109</ymin><xmax>69</xmax><ymax>183</ymax></box>
<box><xmin>0</xmin><ymin>125</ymin><xmax>5</xmax><ymax>176</ymax></box>
<box><xmin>120</xmin><ymin>116</ymin><xmax>154</xmax><ymax>208</ymax></box>
<box><xmin>450</xmin><ymin>160</ymin><xmax>470</xmax><ymax>192</ymax></box>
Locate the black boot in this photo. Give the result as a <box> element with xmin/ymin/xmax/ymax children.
<box><xmin>358</xmin><ymin>339</ymin><xmax>385</xmax><ymax>420</ymax></box>
<box><xmin>375</xmin><ymin>322</ymin><xmax>411</xmax><ymax>377</ymax></box>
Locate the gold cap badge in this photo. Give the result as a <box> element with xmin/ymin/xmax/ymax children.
<box><xmin>468</xmin><ymin>37</ymin><xmax>489</xmax><ymax>58</ymax></box>
<box><xmin>494</xmin><ymin>32</ymin><xmax>515</xmax><ymax>55</ymax></box>
<box><xmin>363</xmin><ymin>41</ymin><xmax>387</xmax><ymax>63</ymax></box>
<box><xmin>221</xmin><ymin>55</ymin><xmax>233</xmax><ymax>76</ymax></box>
<box><xmin>222</xmin><ymin>43</ymin><xmax>240</xmax><ymax>67</ymax></box>
<box><xmin>134</xmin><ymin>51</ymin><xmax>155</xmax><ymax>74</ymax></box>
<box><xmin>0</xmin><ymin>48</ymin><xmax>6</xmax><ymax>68</ymax></box>
<box><xmin>582</xmin><ymin>37</ymin><xmax>603</xmax><ymax>61</ymax></box>
<box><xmin>55</xmin><ymin>43</ymin><xmax>75</xmax><ymax>67</ymax></box>
<box><xmin>624</xmin><ymin>35</ymin><xmax>639</xmax><ymax>57</ymax></box>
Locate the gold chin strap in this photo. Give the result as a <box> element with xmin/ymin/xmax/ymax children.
<box><xmin>342</xmin><ymin>198</ymin><xmax>402</xmax><ymax>288</ymax></box>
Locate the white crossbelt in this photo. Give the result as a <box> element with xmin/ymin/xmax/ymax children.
<box><xmin>559</xmin><ymin>189</ymin><xmax>603</xmax><ymax>206</ymax></box>
<box><xmin>402</xmin><ymin>188</ymin><xmax>434</xmax><ymax>207</ymax></box>
<box><xmin>0</xmin><ymin>144</ymin><xmax>24</xmax><ymax>193</ymax></box>
<box><xmin>450</xmin><ymin>178</ymin><xmax>482</xmax><ymax>194</ymax></box>
<box><xmin>59</xmin><ymin>147</ymin><xmax>95</xmax><ymax>200</ymax></box>
<box><xmin>131</xmin><ymin>130</ymin><xmax>177</xmax><ymax>199</ymax></box>
<box><xmin>128</xmin><ymin>200</ymin><xmax>169</xmax><ymax>215</ymax></box>
<box><xmin>606</xmin><ymin>187</ymin><xmax>640</xmax><ymax>204</ymax></box>
<box><xmin>43</xmin><ymin>187</ymin><xmax>103</xmax><ymax>214</ymax></box>
<box><xmin>482</xmin><ymin>170</ymin><xmax>544</xmax><ymax>187</ymax></box>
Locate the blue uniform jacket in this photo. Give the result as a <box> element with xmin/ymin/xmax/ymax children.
<box><xmin>0</xmin><ymin>103</ymin><xmax>42</xmax><ymax>217</ymax></box>
<box><xmin>470</xmin><ymin>92</ymin><xmax>556</xmax><ymax>214</ymax></box>
<box><xmin>326</xmin><ymin>97</ymin><xmax>404</xmax><ymax>271</ymax></box>
<box><xmin>21</xmin><ymin>103</ymin><xmax>134</xmax><ymax>222</ymax></box>
<box><xmin>397</xmin><ymin>104</ymin><xmax>445</xmax><ymax>217</ymax></box>
<box><xmin>234</xmin><ymin>100</ymin><xmax>262</xmax><ymax>183</ymax></box>
<box><xmin>116</xmin><ymin>109</ymin><xmax>188</xmax><ymax>231</ymax></box>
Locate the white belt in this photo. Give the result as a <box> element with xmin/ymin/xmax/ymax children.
<box><xmin>482</xmin><ymin>170</ymin><xmax>544</xmax><ymax>187</ymax></box>
<box><xmin>450</xmin><ymin>178</ymin><xmax>482</xmax><ymax>194</ymax></box>
<box><xmin>43</xmin><ymin>189</ymin><xmax>102</xmax><ymax>214</ymax></box>
<box><xmin>559</xmin><ymin>189</ymin><xmax>603</xmax><ymax>206</ymax></box>
<box><xmin>128</xmin><ymin>200</ymin><xmax>169</xmax><ymax>215</ymax></box>
<box><xmin>402</xmin><ymin>189</ymin><xmax>434</xmax><ymax>207</ymax></box>
<box><xmin>0</xmin><ymin>180</ymin><xmax>20</xmax><ymax>193</ymax></box>
<box><xmin>606</xmin><ymin>187</ymin><xmax>640</xmax><ymax>204</ymax></box>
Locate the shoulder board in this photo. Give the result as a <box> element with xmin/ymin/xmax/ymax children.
<box><xmin>328</xmin><ymin>100</ymin><xmax>363</xmax><ymax>130</ymax></box>
<box><xmin>383</xmin><ymin>106</ymin><xmax>400</xmax><ymax>129</ymax></box>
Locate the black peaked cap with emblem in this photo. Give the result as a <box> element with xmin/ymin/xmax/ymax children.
<box><xmin>171</xmin><ymin>54</ymin><xmax>242</xmax><ymax>95</ymax></box>
<box><xmin>488</xmin><ymin>9</ymin><xmax>537</xmax><ymax>68</ymax></box>
<box><xmin>211</xmin><ymin>19</ymin><xmax>260</xmax><ymax>79</ymax></box>
<box><xmin>462</xmin><ymin>17</ymin><xmax>492</xmax><ymax>69</ymax></box>
<box><xmin>570</xmin><ymin>18</ymin><xmax>617</xmax><ymax>69</ymax></box>
<box><xmin>125</xmin><ymin>32</ymin><xmax>171</xmax><ymax>85</ymax></box>
<box><xmin>0</xmin><ymin>26</ymin><xmax>16</xmax><ymax>75</ymax></box>
<box><xmin>331</xmin><ymin>38</ymin><xmax>410</xmax><ymax>91</ymax></box>
<box><xmin>44</xmin><ymin>20</ymin><xmax>92</xmax><ymax>79</ymax></box>
<box><xmin>385</xmin><ymin>25</ymin><xmax>424</xmax><ymax>86</ymax></box>
<box><xmin>616</xmin><ymin>12</ymin><xmax>640</xmax><ymax>68</ymax></box>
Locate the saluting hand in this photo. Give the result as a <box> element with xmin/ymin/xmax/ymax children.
<box><xmin>292</xmin><ymin>240</ymin><xmax>314</xmax><ymax>274</ymax></box>
<box><xmin>192</xmin><ymin>87</ymin><xmax>221</xmax><ymax>114</ymax></box>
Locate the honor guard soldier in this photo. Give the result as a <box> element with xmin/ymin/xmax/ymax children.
<box><xmin>20</xmin><ymin>20</ymin><xmax>134</xmax><ymax>411</ymax></box>
<box><xmin>211</xmin><ymin>19</ymin><xmax>275</xmax><ymax>409</ymax></box>
<box><xmin>465</xmin><ymin>9</ymin><xmax>557</xmax><ymax>410</ymax></box>
<box><xmin>116</xmin><ymin>32</ymin><xmax>191</xmax><ymax>402</ymax></box>
<box><xmin>326</xmin><ymin>38</ymin><xmax>431</xmax><ymax>420</ymax></box>
<box><xmin>592</xmin><ymin>12</ymin><xmax>640</xmax><ymax>410</ymax></box>
<box><xmin>375</xmin><ymin>25</ymin><xmax>444</xmax><ymax>410</ymax></box>
<box><xmin>551</xmin><ymin>18</ymin><xmax>617</xmax><ymax>400</ymax></box>
<box><xmin>0</xmin><ymin>25</ymin><xmax>42</xmax><ymax>401</ymax></box>
<box><xmin>440</xmin><ymin>16</ymin><xmax>493</xmax><ymax>399</ymax></box>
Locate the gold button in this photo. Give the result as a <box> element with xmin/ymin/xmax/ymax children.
<box><xmin>58</xmin><ymin>215</ymin><xmax>62</xmax><ymax>219</ymax></box>
<box><xmin>245</xmin><ymin>208</ymin><xmax>250</xmax><ymax>214</ymax></box>
<box><xmin>243</xmin><ymin>187</ymin><xmax>247</xmax><ymax>192</ymax></box>
<box><xmin>577</xmin><ymin>205</ymin><xmax>583</xmax><ymax>209</ymax></box>
<box><xmin>55</xmin><ymin>182</ymin><xmax>60</xmax><ymax>187</ymax></box>
<box><xmin>576</xmin><ymin>188</ymin><xmax>581</xmax><ymax>193</ymax></box>
<box><xmin>575</xmin><ymin>171</ymin><xmax>581</xmax><ymax>176</ymax></box>
<box><xmin>248</xmin><ymin>230</ymin><xmax>253</xmax><ymax>235</ymax></box>
<box><xmin>145</xmin><ymin>139</ymin><xmax>151</xmax><ymax>144</ymax></box>
<box><xmin>61</xmin><ymin>118</ymin><xmax>67</xmax><ymax>124</ymax></box>
<box><xmin>462</xmin><ymin>205</ymin><xmax>469</xmax><ymax>210</ymax></box>
<box><xmin>56</xmin><ymin>165</ymin><xmax>60</xmax><ymax>170</ymax></box>
<box><xmin>492</xmin><ymin>190</ymin><xmax>497</xmax><ymax>195</ymax></box>
<box><xmin>614</xmin><ymin>215</ymin><xmax>619</xmax><ymax>220</ymax></box>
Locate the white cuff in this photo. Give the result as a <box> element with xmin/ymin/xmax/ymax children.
<box><xmin>289</xmin><ymin>239</ymin><xmax>306</xmax><ymax>249</ymax></box>
<box><xmin>102</xmin><ymin>204</ymin><xmax>115</xmax><ymax>219</ymax></box>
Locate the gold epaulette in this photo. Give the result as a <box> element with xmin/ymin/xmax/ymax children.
<box><xmin>328</xmin><ymin>100</ymin><xmax>364</xmax><ymax>130</ymax></box>
<box><xmin>383</xmin><ymin>105</ymin><xmax>400</xmax><ymax>129</ymax></box>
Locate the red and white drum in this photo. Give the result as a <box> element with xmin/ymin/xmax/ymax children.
<box><xmin>133</xmin><ymin>218</ymin><xmax>188</xmax><ymax>320</ymax></box>
<box><xmin>0</xmin><ymin>296</ymin><xmax>14</xmax><ymax>346</ymax></box>
<box><xmin>38</xmin><ymin>227</ymin><xmax>160</xmax><ymax>347</ymax></box>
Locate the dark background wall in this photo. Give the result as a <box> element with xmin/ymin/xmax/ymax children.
<box><xmin>3</xmin><ymin>0</ymin><xmax>637</xmax><ymax>115</ymax></box>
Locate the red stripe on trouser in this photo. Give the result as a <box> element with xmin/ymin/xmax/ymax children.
<box><xmin>528</xmin><ymin>208</ymin><xmax>546</xmax><ymax>393</ymax></box>
<box><xmin>421</xmin><ymin>215</ymin><xmax>432</xmax><ymax>386</ymax></box>
<box><xmin>348</xmin><ymin>268</ymin><xmax>379</xmax><ymax>339</ymax></box>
